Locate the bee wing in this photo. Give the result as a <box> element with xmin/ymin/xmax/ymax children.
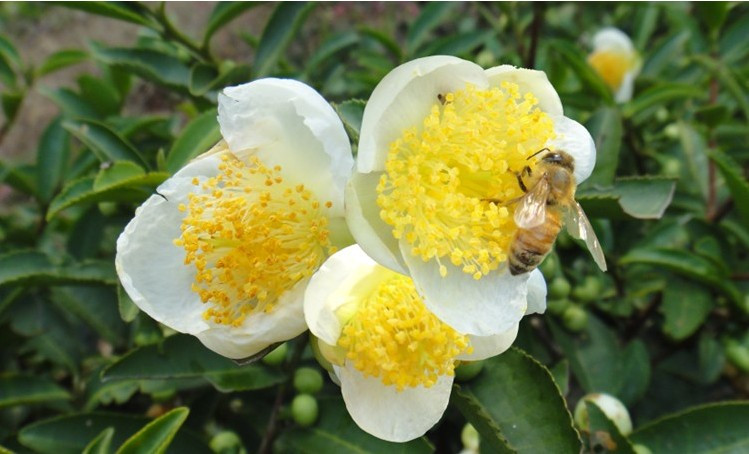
<box><xmin>513</xmin><ymin>177</ymin><xmax>550</xmax><ymax>229</ymax></box>
<box><xmin>564</xmin><ymin>201</ymin><xmax>607</xmax><ymax>271</ymax></box>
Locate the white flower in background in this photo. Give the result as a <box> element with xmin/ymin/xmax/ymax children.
<box><xmin>587</xmin><ymin>27</ymin><xmax>641</xmax><ymax>103</ymax></box>
<box><xmin>116</xmin><ymin>79</ymin><xmax>354</xmax><ymax>359</ymax></box>
<box><xmin>346</xmin><ymin>56</ymin><xmax>595</xmax><ymax>337</ymax></box>
<box><xmin>304</xmin><ymin>245</ymin><xmax>547</xmax><ymax>442</ymax></box>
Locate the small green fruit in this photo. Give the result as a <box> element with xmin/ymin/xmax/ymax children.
<box><xmin>725</xmin><ymin>340</ymin><xmax>749</xmax><ymax>373</ymax></box>
<box><xmin>455</xmin><ymin>361</ymin><xmax>484</xmax><ymax>382</ymax></box>
<box><xmin>293</xmin><ymin>367</ymin><xmax>324</xmax><ymax>394</ymax></box>
<box><xmin>262</xmin><ymin>343</ymin><xmax>288</xmax><ymax>366</ymax></box>
<box><xmin>539</xmin><ymin>253</ymin><xmax>558</xmax><ymax>277</ymax></box>
<box><xmin>547</xmin><ymin>298</ymin><xmax>571</xmax><ymax>315</ymax></box>
<box><xmin>571</xmin><ymin>276</ymin><xmax>601</xmax><ymax>302</ymax></box>
<box><xmin>562</xmin><ymin>305</ymin><xmax>588</xmax><ymax>332</ymax></box>
<box><xmin>291</xmin><ymin>394</ymin><xmax>319</xmax><ymax>427</ymax></box>
<box><xmin>574</xmin><ymin>393</ymin><xmax>632</xmax><ymax>435</ymax></box>
<box><xmin>633</xmin><ymin>444</ymin><xmax>653</xmax><ymax>454</ymax></box>
<box><xmin>98</xmin><ymin>202</ymin><xmax>117</xmax><ymax>216</ymax></box>
<box><xmin>209</xmin><ymin>431</ymin><xmax>243</xmax><ymax>453</ymax></box>
<box><xmin>549</xmin><ymin>277</ymin><xmax>571</xmax><ymax>299</ymax></box>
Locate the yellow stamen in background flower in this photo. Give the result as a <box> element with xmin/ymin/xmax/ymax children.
<box><xmin>587</xmin><ymin>50</ymin><xmax>634</xmax><ymax>90</ymax></box>
<box><xmin>377</xmin><ymin>83</ymin><xmax>555</xmax><ymax>279</ymax></box>
<box><xmin>173</xmin><ymin>154</ymin><xmax>335</xmax><ymax>327</ymax></box>
<box><xmin>337</xmin><ymin>271</ymin><xmax>471</xmax><ymax>391</ymax></box>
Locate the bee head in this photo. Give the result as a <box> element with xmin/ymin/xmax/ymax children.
<box><xmin>541</xmin><ymin>150</ymin><xmax>574</xmax><ymax>171</ymax></box>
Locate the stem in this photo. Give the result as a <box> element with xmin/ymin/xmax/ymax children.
<box><xmin>706</xmin><ymin>73</ymin><xmax>719</xmax><ymax>219</ymax></box>
<box><xmin>525</xmin><ymin>4</ymin><xmax>544</xmax><ymax>68</ymax></box>
<box><xmin>151</xmin><ymin>3</ymin><xmax>214</xmax><ymax>64</ymax></box>
<box><xmin>257</xmin><ymin>335</ymin><xmax>308</xmax><ymax>454</ymax></box>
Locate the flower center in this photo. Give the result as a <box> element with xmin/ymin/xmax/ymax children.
<box><xmin>337</xmin><ymin>271</ymin><xmax>471</xmax><ymax>391</ymax></box>
<box><xmin>174</xmin><ymin>153</ymin><xmax>335</xmax><ymax>327</ymax></box>
<box><xmin>376</xmin><ymin>83</ymin><xmax>555</xmax><ymax>280</ymax></box>
<box><xmin>588</xmin><ymin>50</ymin><xmax>634</xmax><ymax>89</ymax></box>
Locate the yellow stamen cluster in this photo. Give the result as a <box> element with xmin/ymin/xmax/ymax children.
<box><xmin>337</xmin><ymin>271</ymin><xmax>471</xmax><ymax>391</ymax></box>
<box><xmin>377</xmin><ymin>83</ymin><xmax>555</xmax><ymax>280</ymax></box>
<box><xmin>588</xmin><ymin>50</ymin><xmax>635</xmax><ymax>90</ymax></box>
<box><xmin>174</xmin><ymin>154</ymin><xmax>335</xmax><ymax>327</ymax></box>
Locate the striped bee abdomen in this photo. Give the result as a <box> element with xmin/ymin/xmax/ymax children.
<box><xmin>509</xmin><ymin>210</ymin><xmax>563</xmax><ymax>275</ymax></box>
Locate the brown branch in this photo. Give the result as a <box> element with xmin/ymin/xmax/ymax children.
<box><xmin>525</xmin><ymin>4</ymin><xmax>544</xmax><ymax>68</ymax></box>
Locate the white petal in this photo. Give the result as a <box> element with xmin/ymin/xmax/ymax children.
<box><xmin>304</xmin><ymin>245</ymin><xmax>380</xmax><ymax>346</ymax></box>
<box><xmin>196</xmin><ymin>276</ymin><xmax>309</xmax><ymax>359</ymax></box>
<box><xmin>525</xmin><ymin>269</ymin><xmax>548</xmax><ymax>315</ymax></box>
<box><xmin>337</xmin><ymin>363</ymin><xmax>453</xmax><ymax>442</ymax></box>
<box><xmin>400</xmin><ymin>242</ymin><xmax>529</xmax><ymax>336</ymax></box>
<box><xmin>358</xmin><ymin>56</ymin><xmax>488</xmax><ymax>174</ymax></box>
<box><xmin>218</xmin><ymin>78</ymin><xmax>353</xmax><ymax>216</ymax></box>
<box><xmin>593</xmin><ymin>28</ymin><xmax>634</xmax><ymax>54</ymax></box>
<box><xmin>484</xmin><ymin>65</ymin><xmax>564</xmax><ymax>117</ymax></box>
<box><xmin>116</xmin><ymin>156</ymin><xmax>224</xmax><ymax>335</ymax></box>
<box><xmin>550</xmin><ymin>116</ymin><xmax>596</xmax><ymax>183</ymax></box>
<box><xmin>460</xmin><ymin>323</ymin><xmax>519</xmax><ymax>361</ymax></box>
<box><xmin>344</xmin><ymin>172</ymin><xmax>407</xmax><ymax>274</ymax></box>
<box><xmin>615</xmin><ymin>69</ymin><xmax>637</xmax><ymax>103</ymax></box>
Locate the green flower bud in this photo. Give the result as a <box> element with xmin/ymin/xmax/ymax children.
<box><xmin>461</xmin><ymin>423</ymin><xmax>480</xmax><ymax>450</ymax></box>
<box><xmin>291</xmin><ymin>394</ymin><xmax>319</xmax><ymax>427</ymax></box>
<box><xmin>293</xmin><ymin>367</ymin><xmax>324</xmax><ymax>394</ymax></box>
<box><xmin>633</xmin><ymin>444</ymin><xmax>653</xmax><ymax>454</ymax></box>
<box><xmin>563</xmin><ymin>305</ymin><xmax>588</xmax><ymax>332</ymax></box>
<box><xmin>549</xmin><ymin>277</ymin><xmax>571</xmax><ymax>299</ymax></box>
<box><xmin>209</xmin><ymin>431</ymin><xmax>243</xmax><ymax>453</ymax></box>
<box><xmin>574</xmin><ymin>393</ymin><xmax>632</xmax><ymax>435</ymax></box>
<box><xmin>455</xmin><ymin>360</ymin><xmax>484</xmax><ymax>382</ymax></box>
<box><xmin>547</xmin><ymin>298</ymin><xmax>572</xmax><ymax>315</ymax></box>
<box><xmin>725</xmin><ymin>340</ymin><xmax>749</xmax><ymax>373</ymax></box>
<box><xmin>262</xmin><ymin>343</ymin><xmax>288</xmax><ymax>366</ymax></box>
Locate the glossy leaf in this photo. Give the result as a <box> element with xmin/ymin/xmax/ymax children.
<box><xmin>90</xmin><ymin>45</ymin><xmax>191</xmax><ymax>94</ymax></box>
<box><xmin>40</xmin><ymin>86</ymin><xmax>100</xmax><ymax>119</ymax></box>
<box><xmin>18</xmin><ymin>412</ymin><xmax>209</xmax><ymax>454</ymax></box>
<box><xmin>549</xmin><ymin>39</ymin><xmax>614</xmax><ymax>104</ymax></box>
<box><xmin>623</xmin><ymin>83</ymin><xmax>705</xmax><ymax>119</ymax></box>
<box><xmin>202</xmin><ymin>2</ymin><xmax>259</xmax><ymax>46</ymax></box>
<box><xmin>63</xmin><ymin>119</ymin><xmax>148</xmax><ymax>168</ymax></box>
<box><xmin>660</xmin><ymin>279</ymin><xmax>713</xmax><ymax>341</ymax></box>
<box><xmin>0</xmin><ymin>251</ymin><xmax>117</xmax><ymax>287</ymax></box>
<box><xmin>334</xmin><ymin>99</ymin><xmax>366</xmax><ymax>144</ymax></box>
<box><xmin>452</xmin><ymin>348</ymin><xmax>581</xmax><ymax>453</ymax></box>
<box><xmin>274</xmin><ymin>396</ymin><xmax>433</xmax><ymax>453</ymax></box>
<box><xmin>584</xmin><ymin>402</ymin><xmax>636</xmax><ymax>454</ymax></box>
<box><xmin>254</xmin><ymin>2</ymin><xmax>316</xmax><ymax>77</ymax></box>
<box><xmin>117</xmin><ymin>284</ymin><xmax>140</xmax><ymax>323</ymax></box>
<box><xmin>0</xmin><ymin>375</ymin><xmax>70</xmax><ymax>409</ymax></box>
<box><xmin>578</xmin><ymin>177</ymin><xmax>676</xmax><ymax>220</ymax></box>
<box><xmin>583</xmin><ymin>107</ymin><xmax>622</xmax><ymax>186</ymax></box>
<box><xmin>56</xmin><ymin>2</ymin><xmax>155</xmax><ymax>27</ymax></box>
<box><xmin>36</xmin><ymin>117</ymin><xmax>71</xmax><ymax>203</ymax></box>
<box><xmin>709</xmin><ymin>149</ymin><xmax>749</xmax><ymax>225</ymax></box>
<box><xmin>406</xmin><ymin>2</ymin><xmax>459</xmax><ymax>55</ymax></box>
<box><xmin>82</xmin><ymin>428</ymin><xmax>115</xmax><ymax>454</ymax></box>
<box><xmin>36</xmin><ymin>49</ymin><xmax>89</xmax><ymax>77</ymax></box>
<box><xmin>166</xmin><ymin>109</ymin><xmax>221</xmax><ymax>173</ymax></box>
<box><xmin>116</xmin><ymin>407</ymin><xmax>189</xmax><ymax>454</ymax></box>
<box><xmin>102</xmin><ymin>334</ymin><xmax>284</xmax><ymax>391</ymax></box>
<box><xmin>631</xmin><ymin>402</ymin><xmax>749</xmax><ymax>453</ymax></box>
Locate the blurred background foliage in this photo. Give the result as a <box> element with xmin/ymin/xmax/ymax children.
<box><xmin>0</xmin><ymin>2</ymin><xmax>748</xmax><ymax>453</ymax></box>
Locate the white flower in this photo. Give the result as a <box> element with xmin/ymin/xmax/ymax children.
<box><xmin>346</xmin><ymin>56</ymin><xmax>594</xmax><ymax>337</ymax></box>
<box><xmin>588</xmin><ymin>28</ymin><xmax>641</xmax><ymax>103</ymax></box>
<box><xmin>116</xmin><ymin>79</ymin><xmax>354</xmax><ymax>359</ymax></box>
<box><xmin>304</xmin><ymin>245</ymin><xmax>547</xmax><ymax>442</ymax></box>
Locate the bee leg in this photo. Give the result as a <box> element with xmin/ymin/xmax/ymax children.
<box><xmin>515</xmin><ymin>172</ymin><xmax>528</xmax><ymax>193</ymax></box>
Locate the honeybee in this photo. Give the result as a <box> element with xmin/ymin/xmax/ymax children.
<box><xmin>503</xmin><ymin>148</ymin><xmax>607</xmax><ymax>275</ymax></box>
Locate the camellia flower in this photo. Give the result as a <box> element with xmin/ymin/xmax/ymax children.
<box><xmin>116</xmin><ymin>79</ymin><xmax>354</xmax><ymax>359</ymax></box>
<box><xmin>587</xmin><ymin>27</ymin><xmax>641</xmax><ymax>102</ymax></box>
<box><xmin>345</xmin><ymin>56</ymin><xmax>595</xmax><ymax>337</ymax></box>
<box><xmin>304</xmin><ymin>245</ymin><xmax>547</xmax><ymax>442</ymax></box>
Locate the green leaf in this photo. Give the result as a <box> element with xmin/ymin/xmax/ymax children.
<box><xmin>36</xmin><ymin>117</ymin><xmax>71</xmax><ymax>202</ymax></box>
<box><xmin>254</xmin><ymin>2</ymin><xmax>316</xmax><ymax>77</ymax></box>
<box><xmin>620</xmin><ymin>248</ymin><xmax>742</xmax><ymax>304</ymax></box>
<box><xmin>55</xmin><ymin>2</ymin><xmax>157</xmax><ymax>28</ymax></box>
<box><xmin>54</xmin><ymin>286</ymin><xmax>127</xmax><ymax>345</ymax></box>
<box><xmin>584</xmin><ymin>402</ymin><xmax>636</xmax><ymax>454</ymax></box>
<box><xmin>188</xmin><ymin>63</ymin><xmax>250</xmax><ymax>96</ymax></box>
<box><xmin>63</xmin><ymin>119</ymin><xmax>148</xmax><ymax>168</ymax></box>
<box><xmin>18</xmin><ymin>412</ymin><xmax>210</xmax><ymax>454</ymax></box>
<box><xmin>633</xmin><ymin>4</ymin><xmax>660</xmax><ymax>50</ymax></box>
<box><xmin>709</xmin><ymin>149</ymin><xmax>749</xmax><ymax>225</ymax></box>
<box><xmin>677</xmin><ymin>121</ymin><xmax>709</xmax><ymax>199</ymax></box>
<box><xmin>116</xmin><ymin>407</ymin><xmax>189</xmax><ymax>454</ymax></box>
<box><xmin>623</xmin><ymin>83</ymin><xmax>705</xmax><ymax>119</ymax></box>
<box><xmin>359</xmin><ymin>27</ymin><xmax>402</xmax><ymax>61</ymax></box>
<box><xmin>578</xmin><ymin>177</ymin><xmax>676</xmax><ymax>219</ymax></box>
<box><xmin>1</xmin><ymin>91</ymin><xmax>23</xmax><ymax>122</ymax></box>
<box><xmin>452</xmin><ymin>348</ymin><xmax>581</xmax><ymax>453</ymax></box>
<box><xmin>202</xmin><ymin>2</ymin><xmax>260</xmax><ymax>46</ymax></box>
<box><xmin>304</xmin><ymin>31</ymin><xmax>359</xmax><ymax>77</ymax></box>
<box><xmin>0</xmin><ymin>34</ymin><xmax>19</xmax><ymax>87</ymax></box>
<box><xmin>550</xmin><ymin>360</ymin><xmax>570</xmax><ymax>396</ymax></box>
<box><xmin>583</xmin><ymin>107</ymin><xmax>622</xmax><ymax>186</ymax></box>
<box><xmin>47</xmin><ymin>167</ymin><xmax>167</xmax><ymax>220</ymax></box>
<box><xmin>0</xmin><ymin>251</ymin><xmax>117</xmax><ymax>287</ymax></box>
<box><xmin>77</xmin><ymin>74</ymin><xmax>123</xmax><ymax>117</ymax></box>
<box><xmin>274</xmin><ymin>396</ymin><xmax>433</xmax><ymax>453</ymax></box>
<box><xmin>661</xmin><ymin>279</ymin><xmax>713</xmax><ymax>341</ymax></box>
<box><xmin>720</xmin><ymin>12</ymin><xmax>749</xmax><ymax>64</ymax></box>
<box><xmin>692</xmin><ymin>55</ymin><xmax>749</xmax><ymax>123</ymax></box>
<box><xmin>166</xmin><ymin>109</ymin><xmax>221</xmax><ymax>173</ymax></box>
<box><xmin>117</xmin><ymin>284</ymin><xmax>140</xmax><ymax>323</ymax></box>
<box><xmin>36</xmin><ymin>49</ymin><xmax>89</xmax><ymax>77</ymax></box>
<box><xmin>0</xmin><ymin>375</ymin><xmax>70</xmax><ymax>409</ymax></box>
<box><xmin>417</xmin><ymin>30</ymin><xmax>491</xmax><ymax>58</ymax></box>
<box><xmin>102</xmin><ymin>334</ymin><xmax>284</xmax><ymax>390</ymax></box>
<box><xmin>0</xmin><ymin>33</ymin><xmax>21</xmax><ymax>68</ymax></box>
<box><xmin>641</xmin><ymin>31</ymin><xmax>689</xmax><ymax>77</ymax></box>
<box><xmin>549</xmin><ymin>39</ymin><xmax>614</xmax><ymax>104</ymax></box>
<box><xmin>82</xmin><ymin>428</ymin><xmax>115</xmax><ymax>454</ymax></box>
<box><xmin>334</xmin><ymin>99</ymin><xmax>366</xmax><ymax>145</ymax></box>
<box><xmin>406</xmin><ymin>2</ymin><xmax>459</xmax><ymax>56</ymax></box>
<box><xmin>631</xmin><ymin>402</ymin><xmax>749</xmax><ymax>453</ymax></box>
<box><xmin>39</xmin><ymin>86</ymin><xmax>100</xmax><ymax>119</ymax></box>
<box><xmin>90</xmin><ymin>45</ymin><xmax>191</xmax><ymax>94</ymax></box>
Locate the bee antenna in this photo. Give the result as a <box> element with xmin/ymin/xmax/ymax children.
<box><xmin>527</xmin><ymin>147</ymin><xmax>551</xmax><ymax>160</ymax></box>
